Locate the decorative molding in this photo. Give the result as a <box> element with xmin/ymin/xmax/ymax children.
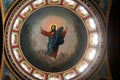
<box><xmin>1</xmin><ymin>0</ymin><xmax>112</xmax><ymax>80</ymax></box>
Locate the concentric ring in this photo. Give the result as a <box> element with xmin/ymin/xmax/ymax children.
<box><xmin>5</xmin><ymin>0</ymin><xmax>105</xmax><ymax>80</ymax></box>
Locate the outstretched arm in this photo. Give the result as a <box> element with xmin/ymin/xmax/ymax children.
<box><xmin>41</xmin><ymin>27</ymin><xmax>51</xmax><ymax>37</ymax></box>
<box><xmin>61</xmin><ymin>27</ymin><xmax>67</xmax><ymax>37</ymax></box>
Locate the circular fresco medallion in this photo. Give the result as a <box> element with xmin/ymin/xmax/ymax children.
<box><xmin>5</xmin><ymin>0</ymin><xmax>105</xmax><ymax>80</ymax></box>
<box><xmin>20</xmin><ymin>6</ymin><xmax>87</xmax><ymax>72</ymax></box>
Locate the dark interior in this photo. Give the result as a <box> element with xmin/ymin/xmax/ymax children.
<box><xmin>108</xmin><ymin>0</ymin><xmax>120</xmax><ymax>79</ymax></box>
<box><xmin>0</xmin><ymin>0</ymin><xmax>120</xmax><ymax>79</ymax></box>
<box><xmin>0</xmin><ymin>10</ymin><xmax>3</xmax><ymax>67</ymax></box>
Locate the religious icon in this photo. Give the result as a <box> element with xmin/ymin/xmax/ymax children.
<box><xmin>41</xmin><ymin>24</ymin><xmax>67</xmax><ymax>59</ymax></box>
<box><xmin>1</xmin><ymin>0</ymin><xmax>107</xmax><ymax>80</ymax></box>
<box><xmin>19</xmin><ymin>6</ymin><xmax>87</xmax><ymax>72</ymax></box>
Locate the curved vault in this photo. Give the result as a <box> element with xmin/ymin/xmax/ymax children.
<box><xmin>4</xmin><ymin>0</ymin><xmax>105</xmax><ymax>80</ymax></box>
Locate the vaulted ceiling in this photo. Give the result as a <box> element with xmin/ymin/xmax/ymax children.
<box><xmin>108</xmin><ymin>0</ymin><xmax>120</xmax><ymax>79</ymax></box>
<box><xmin>0</xmin><ymin>0</ymin><xmax>120</xmax><ymax>80</ymax></box>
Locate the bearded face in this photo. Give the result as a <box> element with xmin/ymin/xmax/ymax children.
<box><xmin>51</xmin><ymin>25</ymin><xmax>56</xmax><ymax>32</ymax></box>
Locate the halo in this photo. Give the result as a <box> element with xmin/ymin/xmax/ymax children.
<box><xmin>50</xmin><ymin>23</ymin><xmax>58</xmax><ymax>30</ymax></box>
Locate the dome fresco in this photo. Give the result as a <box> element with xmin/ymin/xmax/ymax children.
<box><xmin>20</xmin><ymin>6</ymin><xmax>87</xmax><ymax>72</ymax></box>
<box><xmin>4</xmin><ymin>0</ymin><xmax>105</xmax><ymax>80</ymax></box>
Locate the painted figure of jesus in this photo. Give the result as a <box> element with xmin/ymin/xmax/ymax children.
<box><xmin>41</xmin><ymin>24</ymin><xmax>67</xmax><ymax>59</ymax></box>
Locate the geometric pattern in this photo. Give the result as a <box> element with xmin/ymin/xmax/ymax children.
<box><xmin>4</xmin><ymin>0</ymin><xmax>105</xmax><ymax>80</ymax></box>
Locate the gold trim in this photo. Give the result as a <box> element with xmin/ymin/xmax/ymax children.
<box><xmin>4</xmin><ymin>0</ymin><xmax>105</xmax><ymax>79</ymax></box>
<box><xmin>0</xmin><ymin>0</ymin><xmax>5</xmax><ymax>24</ymax></box>
<box><xmin>0</xmin><ymin>0</ymin><xmax>5</xmax><ymax>79</ymax></box>
<box><xmin>0</xmin><ymin>54</ymin><xmax>21</xmax><ymax>80</ymax></box>
<box><xmin>4</xmin><ymin>1</ymin><xmax>35</xmax><ymax>79</ymax></box>
<box><xmin>106</xmin><ymin>54</ymin><xmax>113</xmax><ymax>80</ymax></box>
<box><xmin>106</xmin><ymin>0</ymin><xmax>113</xmax><ymax>26</ymax></box>
<box><xmin>0</xmin><ymin>0</ymin><xmax>21</xmax><ymax>79</ymax></box>
<box><xmin>89</xmin><ymin>0</ymin><xmax>107</xmax><ymax>27</ymax></box>
<box><xmin>0</xmin><ymin>0</ymin><xmax>20</xmax><ymax>28</ymax></box>
<box><xmin>89</xmin><ymin>0</ymin><xmax>113</xmax><ymax>28</ymax></box>
<box><xmin>4</xmin><ymin>0</ymin><xmax>20</xmax><ymax>24</ymax></box>
<box><xmin>0</xmin><ymin>54</ymin><xmax>5</xmax><ymax>80</ymax></box>
<box><xmin>5</xmin><ymin>57</ymin><xmax>21</xmax><ymax>80</ymax></box>
<box><xmin>1</xmin><ymin>0</ymin><xmax>107</xmax><ymax>79</ymax></box>
<box><xmin>5</xmin><ymin>0</ymin><xmax>20</xmax><ymax>15</ymax></box>
<box><xmin>17</xmin><ymin>4</ymin><xmax>90</xmax><ymax>74</ymax></box>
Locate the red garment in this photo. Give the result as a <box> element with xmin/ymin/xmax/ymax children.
<box><xmin>41</xmin><ymin>28</ymin><xmax>66</xmax><ymax>58</ymax></box>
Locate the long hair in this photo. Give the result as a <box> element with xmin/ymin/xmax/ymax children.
<box><xmin>51</xmin><ymin>25</ymin><xmax>56</xmax><ymax>32</ymax></box>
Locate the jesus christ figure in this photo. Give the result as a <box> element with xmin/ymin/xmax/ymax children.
<box><xmin>41</xmin><ymin>25</ymin><xmax>67</xmax><ymax>59</ymax></box>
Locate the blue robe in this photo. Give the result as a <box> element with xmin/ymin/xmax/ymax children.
<box><xmin>46</xmin><ymin>27</ymin><xmax>64</xmax><ymax>57</ymax></box>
